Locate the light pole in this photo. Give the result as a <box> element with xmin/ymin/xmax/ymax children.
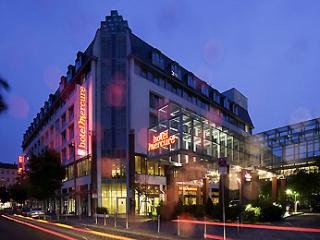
<box><xmin>237</xmin><ymin>177</ymin><xmax>242</xmax><ymax>204</ymax></box>
<box><xmin>70</xmin><ymin>142</ymin><xmax>77</xmax><ymax>215</ymax></box>
<box><xmin>286</xmin><ymin>189</ymin><xmax>299</xmax><ymax>213</ymax></box>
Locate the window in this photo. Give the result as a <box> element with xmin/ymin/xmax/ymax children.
<box><xmin>61</xmin><ymin>113</ymin><xmax>66</xmax><ymax>128</ymax></box>
<box><xmin>68</xmin><ymin>124</ymin><xmax>74</xmax><ymax>140</ymax></box>
<box><xmin>55</xmin><ymin>119</ymin><xmax>60</xmax><ymax>131</ymax></box>
<box><xmin>68</xmin><ymin>144</ymin><xmax>74</xmax><ymax>160</ymax></box>
<box><xmin>68</xmin><ymin>105</ymin><xmax>74</xmax><ymax>121</ymax></box>
<box><xmin>201</xmin><ymin>84</ymin><xmax>209</xmax><ymax>97</ymax></box>
<box><xmin>149</xmin><ymin>113</ymin><xmax>158</xmax><ymax>126</ymax></box>
<box><xmin>171</xmin><ymin>63</ymin><xmax>181</xmax><ymax>80</ymax></box>
<box><xmin>77</xmin><ymin>158</ymin><xmax>91</xmax><ymax>177</ymax></box>
<box><xmin>152</xmin><ymin>51</ymin><xmax>164</xmax><ymax>69</ymax></box>
<box><xmin>187</xmin><ymin>74</ymin><xmax>196</xmax><ymax>88</ymax></box>
<box><xmin>149</xmin><ymin>92</ymin><xmax>164</xmax><ymax>109</ymax></box>
<box><xmin>61</xmin><ymin>148</ymin><xmax>67</xmax><ymax>162</ymax></box>
<box><xmin>213</xmin><ymin>92</ymin><xmax>220</xmax><ymax>103</ymax></box>
<box><xmin>61</xmin><ymin>131</ymin><xmax>66</xmax><ymax>144</ymax></box>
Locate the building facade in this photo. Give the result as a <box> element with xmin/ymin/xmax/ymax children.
<box><xmin>21</xmin><ymin>11</ymin><xmax>255</xmax><ymax>216</ymax></box>
<box><xmin>0</xmin><ymin>162</ymin><xmax>18</xmax><ymax>189</ymax></box>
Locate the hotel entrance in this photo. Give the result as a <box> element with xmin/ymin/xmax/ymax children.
<box><xmin>135</xmin><ymin>184</ymin><xmax>162</xmax><ymax>216</ymax></box>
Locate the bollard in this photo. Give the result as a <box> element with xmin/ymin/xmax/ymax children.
<box><xmin>204</xmin><ymin>216</ymin><xmax>207</xmax><ymax>239</ymax></box>
<box><xmin>126</xmin><ymin>213</ymin><xmax>129</xmax><ymax>229</ymax></box>
<box><xmin>95</xmin><ymin>214</ymin><xmax>98</xmax><ymax>224</ymax></box>
<box><xmin>57</xmin><ymin>213</ymin><xmax>60</xmax><ymax>222</ymax></box>
<box><xmin>79</xmin><ymin>213</ymin><xmax>81</xmax><ymax>222</ymax></box>
<box><xmin>237</xmin><ymin>217</ymin><xmax>240</xmax><ymax>234</ymax></box>
<box><xmin>177</xmin><ymin>216</ymin><xmax>180</xmax><ymax>236</ymax></box>
<box><xmin>104</xmin><ymin>214</ymin><xmax>106</xmax><ymax>226</ymax></box>
<box><xmin>157</xmin><ymin>215</ymin><xmax>160</xmax><ymax>233</ymax></box>
<box><xmin>114</xmin><ymin>213</ymin><xmax>117</xmax><ymax>227</ymax></box>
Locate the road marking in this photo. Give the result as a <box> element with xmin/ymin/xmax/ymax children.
<box><xmin>204</xmin><ymin>233</ymin><xmax>234</xmax><ymax>240</ymax></box>
<box><xmin>173</xmin><ymin>219</ymin><xmax>320</xmax><ymax>233</ymax></box>
<box><xmin>1</xmin><ymin>215</ymin><xmax>76</xmax><ymax>240</ymax></box>
<box><xmin>13</xmin><ymin>214</ymin><xmax>136</xmax><ymax>240</ymax></box>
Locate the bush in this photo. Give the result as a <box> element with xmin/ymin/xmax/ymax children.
<box><xmin>96</xmin><ymin>207</ymin><xmax>108</xmax><ymax>214</ymax></box>
<box><xmin>259</xmin><ymin>202</ymin><xmax>284</xmax><ymax>221</ymax></box>
<box><xmin>184</xmin><ymin>204</ymin><xmax>204</xmax><ymax>218</ymax></box>
<box><xmin>243</xmin><ymin>204</ymin><xmax>261</xmax><ymax>223</ymax></box>
<box><xmin>227</xmin><ymin>205</ymin><xmax>242</xmax><ymax>220</ymax></box>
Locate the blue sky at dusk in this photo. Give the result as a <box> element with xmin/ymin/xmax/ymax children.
<box><xmin>1</xmin><ymin>0</ymin><xmax>320</xmax><ymax>163</ymax></box>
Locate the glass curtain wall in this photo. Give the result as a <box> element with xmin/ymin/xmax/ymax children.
<box><xmin>148</xmin><ymin>103</ymin><xmax>254</xmax><ymax>167</ymax></box>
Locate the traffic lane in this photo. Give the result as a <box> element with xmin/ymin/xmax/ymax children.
<box><xmin>9</xmin><ymin>214</ymin><xmax>138</xmax><ymax>240</ymax></box>
<box><xmin>0</xmin><ymin>214</ymin><xmax>73</xmax><ymax>240</ymax></box>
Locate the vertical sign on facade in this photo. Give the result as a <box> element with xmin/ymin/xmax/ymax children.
<box><xmin>18</xmin><ymin>155</ymin><xmax>25</xmax><ymax>174</ymax></box>
<box><xmin>78</xmin><ymin>86</ymin><xmax>87</xmax><ymax>156</ymax></box>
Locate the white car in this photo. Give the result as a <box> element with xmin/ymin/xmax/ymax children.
<box><xmin>27</xmin><ymin>208</ymin><xmax>45</xmax><ymax>218</ymax></box>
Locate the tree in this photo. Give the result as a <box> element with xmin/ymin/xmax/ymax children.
<box><xmin>205</xmin><ymin>197</ymin><xmax>214</xmax><ymax>216</ymax></box>
<box><xmin>9</xmin><ymin>175</ymin><xmax>29</xmax><ymax>204</ymax></box>
<box><xmin>287</xmin><ymin>170</ymin><xmax>320</xmax><ymax>205</ymax></box>
<box><xmin>0</xmin><ymin>76</ymin><xmax>9</xmax><ymax>114</ymax></box>
<box><xmin>0</xmin><ymin>186</ymin><xmax>10</xmax><ymax>203</ymax></box>
<box><xmin>27</xmin><ymin>149</ymin><xmax>65</xmax><ymax>201</ymax></box>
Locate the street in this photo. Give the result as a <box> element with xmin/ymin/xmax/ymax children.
<box><xmin>0</xmin><ymin>213</ymin><xmax>319</xmax><ymax>240</ymax></box>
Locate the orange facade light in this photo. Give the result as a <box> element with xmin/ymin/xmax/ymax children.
<box><xmin>18</xmin><ymin>155</ymin><xmax>25</xmax><ymax>174</ymax></box>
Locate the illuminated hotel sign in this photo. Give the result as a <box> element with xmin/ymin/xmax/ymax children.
<box><xmin>148</xmin><ymin>130</ymin><xmax>176</xmax><ymax>151</ymax></box>
<box><xmin>78</xmin><ymin>86</ymin><xmax>87</xmax><ymax>156</ymax></box>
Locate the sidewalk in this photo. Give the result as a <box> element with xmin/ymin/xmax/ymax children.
<box><xmin>51</xmin><ymin>215</ymin><xmax>205</xmax><ymax>240</ymax></box>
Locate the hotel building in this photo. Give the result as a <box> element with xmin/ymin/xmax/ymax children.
<box><xmin>21</xmin><ymin>11</ymin><xmax>257</xmax><ymax>216</ymax></box>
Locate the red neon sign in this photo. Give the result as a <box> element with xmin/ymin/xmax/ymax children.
<box><xmin>78</xmin><ymin>86</ymin><xmax>87</xmax><ymax>156</ymax></box>
<box><xmin>148</xmin><ymin>130</ymin><xmax>176</xmax><ymax>151</ymax></box>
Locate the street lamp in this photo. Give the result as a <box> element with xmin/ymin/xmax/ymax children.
<box><xmin>237</xmin><ymin>177</ymin><xmax>242</xmax><ymax>204</ymax></box>
<box><xmin>286</xmin><ymin>188</ymin><xmax>299</xmax><ymax>213</ymax></box>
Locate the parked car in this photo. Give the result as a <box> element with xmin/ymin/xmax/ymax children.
<box><xmin>27</xmin><ymin>208</ymin><xmax>45</xmax><ymax>218</ymax></box>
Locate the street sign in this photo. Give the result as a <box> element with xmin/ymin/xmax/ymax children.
<box><xmin>218</xmin><ymin>157</ymin><xmax>227</xmax><ymax>167</ymax></box>
<box><xmin>218</xmin><ymin>157</ymin><xmax>228</xmax><ymax>175</ymax></box>
<box><xmin>218</xmin><ymin>167</ymin><xmax>228</xmax><ymax>176</ymax></box>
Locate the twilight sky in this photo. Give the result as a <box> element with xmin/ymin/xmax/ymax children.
<box><xmin>1</xmin><ymin>0</ymin><xmax>320</xmax><ymax>164</ymax></box>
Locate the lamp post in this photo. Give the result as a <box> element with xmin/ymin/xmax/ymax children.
<box><xmin>286</xmin><ymin>189</ymin><xmax>299</xmax><ymax>213</ymax></box>
<box><xmin>237</xmin><ymin>177</ymin><xmax>242</xmax><ymax>204</ymax></box>
<box><xmin>70</xmin><ymin>142</ymin><xmax>77</xmax><ymax>215</ymax></box>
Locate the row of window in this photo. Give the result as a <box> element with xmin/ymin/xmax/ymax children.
<box><xmin>27</xmin><ymin>104</ymin><xmax>75</xmax><ymax>156</ymax></box>
<box><xmin>150</xmin><ymin>53</ymin><xmax>240</xmax><ymax>115</ymax></box>
<box><xmin>135</xmin><ymin>155</ymin><xmax>165</xmax><ymax>176</ymax></box>
<box><xmin>24</xmin><ymin>85</ymin><xmax>76</xmax><ymax>145</ymax></box>
<box><xmin>138</xmin><ymin>65</ymin><xmax>248</xmax><ymax>132</ymax></box>
<box><xmin>63</xmin><ymin>158</ymin><xmax>91</xmax><ymax>181</ymax></box>
<box><xmin>135</xmin><ymin>64</ymin><xmax>210</xmax><ymax>111</ymax></box>
<box><xmin>0</xmin><ymin>170</ymin><xmax>16</xmax><ymax>175</ymax></box>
